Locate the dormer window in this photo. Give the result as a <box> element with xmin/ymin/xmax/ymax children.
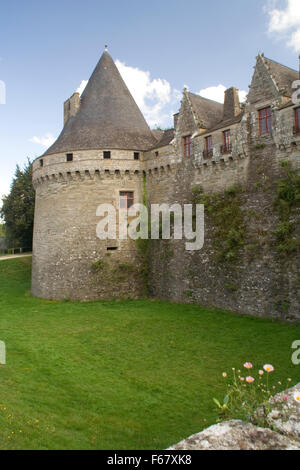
<box><xmin>221</xmin><ymin>130</ymin><xmax>231</xmax><ymax>154</ymax></box>
<box><xmin>294</xmin><ymin>107</ymin><xmax>300</xmax><ymax>135</ymax></box>
<box><xmin>258</xmin><ymin>107</ymin><xmax>272</xmax><ymax>134</ymax></box>
<box><xmin>66</xmin><ymin>153</ymin><xmax>73</xmax><ymax>162</ymax></box>
<box><xmin>103</xmin><ymin>151</ymin><xmax>111</xmax><ymax>159</ymax></box>
<box><xmin>183</xmin><ymin>135</ymin><xmax>191</xmax><ymax>157</ymax></box>
<box><xmin>205</xmin><ymin>135</ymin><xmax>212</xmax><ymax>151</ymax></box>
<box><xmin>203</xmin><ymin>136</ymin><xmax>213</xmax><ymax>158</ymax></box>
<box><xmin>134</xmin><ymin>152</ymin><xmax>140</xmax><ymax>160</ymax></box>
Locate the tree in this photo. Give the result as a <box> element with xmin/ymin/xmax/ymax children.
<box><xmin>0</xmin><ymin>159</ymin><xmax>35</xmax><ymax>249</ymax></box>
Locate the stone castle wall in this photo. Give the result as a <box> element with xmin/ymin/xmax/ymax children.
<box><xmin>32</xmin><ymin>150</ymin><xmax>146</xmax><ymax>300</ymax></box>
<box><xmin>144</xmin><ymin>97</ymin><xmax>300</xmax><ymax>321</ymax></box>
<box><xmin>32</xmin><ymin>53</ymin><xmax>300</xmax><ymax>319</ymax></box>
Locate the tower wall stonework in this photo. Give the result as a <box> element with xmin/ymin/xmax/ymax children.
<box><xmin>32</xmin><ymin>151</ymin><xmax>145</xmax><ymax>300</ymax></box>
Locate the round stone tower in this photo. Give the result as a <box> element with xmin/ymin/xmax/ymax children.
<box><xmin>32</xmin><ymin>49</ymin><xmax>156</xmax><ymax>300</ymax></box>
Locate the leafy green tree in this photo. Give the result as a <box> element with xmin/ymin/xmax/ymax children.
<box><xmin>0</xmin><ymin>224</ymin><xmax>5</xmax><ymax>237</ymax></box>
<box><xmin>0</xmin><ymin>159</ymin><xmax>35</xmax><ymax>249</ymax></box>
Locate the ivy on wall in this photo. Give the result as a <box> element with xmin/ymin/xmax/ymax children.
<box><xmin>273</xmin><ymin>161</ymin><xmax>300</xmax><ymax>255</ymax></box>
<box><xmin>192</xmin><ymin>184</ymin><xmax>245</xmax><ymax>263</ymax></box>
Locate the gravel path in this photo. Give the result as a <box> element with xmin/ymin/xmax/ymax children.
<box><xmin>0</xmin><ymin>254</ymin><xmax>32</xmax><ymax>261</ymax></box>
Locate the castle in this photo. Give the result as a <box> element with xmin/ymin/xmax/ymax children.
<box><xmin>32</xmin><ymin>49</ymin><xmax>300</xmax><ymax>320</ymax></box>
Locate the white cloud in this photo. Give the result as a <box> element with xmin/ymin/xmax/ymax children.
<box><xmin>267</xmin><ymin>0</ymin><xmax>300</xmax><ymax>51</ymax></box>
<box><xmin>76</xmin><ymin>80</ymin><xmax>88</xmax><ymax>95</ymax></box>
<box><xmin>29</xmin><ymin>133</ymin><xmax>56</xmax><ymax>147</ymax></box>
<box><xmin>198</xmin><ymin>84</ymin><xmax>247</xmax><ymax>103</ymax></box>
<box><xmin>115</xmin><ymin>59</ymin><xmax>178</xmax><ymax>127</ymax></box>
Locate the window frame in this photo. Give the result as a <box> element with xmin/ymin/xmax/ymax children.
<box><xmin>294</xmin><ymin>107</ymin><xmax>300</xmax><ymax>133</ymax></box>
<box><xmin>183</xmin><ymin>135</ymin><xmax>192</xmax><ymax>157</ymax></box>
<box><xmin>119</xmin><ymin>191</ymin><xmax>134</xmax><ymax>210</ymax></box>
<box><xmin>134</xmin><ymin>152</ymin><xmax>140</xmax><ymax>160</ymax></box>
<box><xmin>223</xmin><ymin>130</ymin><xmax>231</xmax><ymax>148</ymax></box>
<box><xmin>258</xmin><ymin>107</ymin><xmax>272</xmax><ymax>135</ymax></box>
<box><xmin>205</xmin><ymin>135</ymin><xmax>212</xmax><ymax>151</ymax></box>
<box><xmin>66</xmin><ymin>153</ymin><xmax>73</xmax><ymax>162</ymax></box>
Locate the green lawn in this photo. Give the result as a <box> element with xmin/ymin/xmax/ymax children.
<box><xmin>0</xmin><ymin>257</ymin><xmax>299</xmax><ymax>450</ymax></box>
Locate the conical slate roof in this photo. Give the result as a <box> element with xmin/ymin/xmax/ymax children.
<box><xmin>44</xmin><ymin>50</ymin><xmax>157</xmax><ymax>155</ymax></box>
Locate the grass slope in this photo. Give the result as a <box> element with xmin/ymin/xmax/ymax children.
<box><xmin>0</xmin><ymin>257</ymin><xmax>299</xmax><ymax>449</ymax></box>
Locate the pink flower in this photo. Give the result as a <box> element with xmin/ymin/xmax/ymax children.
<box><xmin>283</xmin><ymin>395</ymin><xmax>288</xmax><ymax>402</ymax></box>
<box><xmin>246</xmin><ymin>376</ymin><xmax>255</xmax><ymax>383</ymax></box>
<box><xmin>222</xmin><ymin>372</ymin><xmax>227</xmax><ymax>378</ymax></box>
<box><xmin>258</xmin><ymin>370</ymin><xmax>264</xmax><ymax>375</ymax></box>
<box><xmin>263</xmin><ymin>364</ymin><xmax>274</xmax><ymax>372</ymax></box>
<box><xmin>244</xmin><ymin>362</ymin><xmax>253</xmax><ymax>369</ymax></box>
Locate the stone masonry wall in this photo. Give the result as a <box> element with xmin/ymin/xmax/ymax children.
<box><xmin>145</xmin><ymin>97</ymin><xmax>300</xmax><ymax>320</ymax></box>
<box><xmin>32</xmin><ymin>150</ymin><xmax>145</xmax><ymax>300</ymax></box>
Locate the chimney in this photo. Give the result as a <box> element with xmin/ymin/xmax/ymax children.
<box><xmin>64</xmin><ymin>92</ymin><xmax>80</xmax><ymax>126</ymax></box>
<box><xmin>223</xmin><ymin>87</ymin><xmax>241</xmax><ymax>120</ymax></box>
<box><xmin>173</xmin><ymin>112</ymin><xmax>179</xmax><ymax>129</ymax></box>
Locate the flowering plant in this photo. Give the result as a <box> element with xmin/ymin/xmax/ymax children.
<box><xmin>213</xmin><ymin>362</ymin><xmax>294</xmax><ymax>427</ymax></box>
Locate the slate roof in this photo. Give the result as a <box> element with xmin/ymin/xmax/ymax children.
<box><xmin>263</xmin><ymin>56</ymin><xmax>298</xmax><ymax>97</ymax></box>
<box><xmin>43</xmin><ymin>50</ymin><xmax>157</xmax><ymax>156</ymax></box>
<box><xmin>187</xmin><ymin>92</ymin><xmax>224</xmax><ymax>129</ymax></box>
<box><xmin>151</xmin><ymin>128</ymin><xmax>175</xmax><ymax>149</ymax></box>
<box><xmin>203</xmin><ymin>112</ymin><xmax>244</xmax><ymax>134</ymax></box>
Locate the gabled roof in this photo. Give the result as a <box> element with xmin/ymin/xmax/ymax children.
<box><xmin>43</xmin><ymin>50</ymin><xmax>156</xmax><ymax>156</ymax></box>
<box><xmin>262</xmin><ymin>56</ymin><xmax>298</xmax><ymax>97</ymax></box>
<box><xmin>187</xmin><ymin>92</ymin><xmax>224</xmax><ymax>129</ymax></box>
<box><xmin>203</xmin><ymin>112</ymin><xmax>244</xmax><ymax>134</ymax></box>
<box><xmin>150</xmin><ymin>128</ymin><xmax>175</xmax><ymax>149</ymax></box>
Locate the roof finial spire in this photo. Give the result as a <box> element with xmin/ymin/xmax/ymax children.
<box><xmin>105</xmin><ymin>44</ymin><xmax>108</xmax><ymax>52</ymax></box>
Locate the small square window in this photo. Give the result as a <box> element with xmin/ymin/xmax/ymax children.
<box><xmin>120</xmin><ymin>191</ymin><xmax>134</xmax><ymax>209</ymax></box>
<box><xmin>103</xmin><ymin>151</ymin><xmax>111</xmax><ymax>159</ymax></box>
<box><xmin>134</xmin><ymin>152</ymin><xmax>140</xmax><ymax>160</ymax></box>
<box><xmin>66</xmin><ymin>153</ymin><xmax>73</xmax><ymax>162</ymax></box>
<box><xmin>155</xmin><ymin>151</ymin><xmax>159</xmax><ymax>157</ymax></box>
<box><xmin>39</xmin><ymin>159</ymin><xmax>43</xmax><ymax>167</ymax></box>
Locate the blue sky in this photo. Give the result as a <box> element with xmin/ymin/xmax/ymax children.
<box><xmin>0</xmin><ymin>0</ymin><xmax>300</xmax><ymax>201</ymax></box>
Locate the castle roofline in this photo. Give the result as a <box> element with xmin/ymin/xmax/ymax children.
<box><xmin>43</xmin><ymin>49</ymin><xmax>157</xmax><ymax>156</ymax></box>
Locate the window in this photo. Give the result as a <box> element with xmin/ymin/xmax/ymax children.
<box><xmin>203</xmin><ymin>136</ymin><xmax>213</xmax><ymax>158</ymax></box>
<box><xmin>294</xmin><ymin>107</ymin><xmax>300</xmax><ymax>134</ymax></box>
<box><xmin>155</xmin><ymin>151</ymin><xmax>159</xmax><ymax>157</ymax></box>
<box><xmin>205</xmin><ymin>135</ymin><xmax>212</xmax><ymax>151</ymax></box>
<box><xmin>258</xmin><ymin>107</ymin><xmax>272</xmax><ymax>134</ymax></box>
<box><xmin>183</xmin><ymin>135</ymin><xmax>192</xmax><ymax>157</ymax></box>
<box><xmin>223</xmin><ymin>130</ymin><xmax>230</xmax><ymax>148</ymax></box>
<box><xmin>103</xmin><ymin>151</ymin><xmax>111</xmax><ymax>159</ymax></box>
<box><xmin>39</xmin><ymin>159</ymin><xmax>43</xmax><ymax>167</ymax></box>
<box><xmin>66</xmin><ymin>153</ymin><xmax>73</xmax><ymax>162</ymax></box>
<box><xmin>134</xmin><ymin>152</ymin><xmax>140</xmax><ymax>160</ymax></box>
<box><xmin>120</xmin><ymin>191</ymin><xmax>134</xmax><ymax>209</ymax></box>
<box><xmin>107</xmin><ymin>247</ymin><xmax>118</xmax><ymax>251</ymax></box>
<box><xmin>222</xmin><ymin>130</ymin><xmax>231</xmax><ymax>153</ymax></box>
